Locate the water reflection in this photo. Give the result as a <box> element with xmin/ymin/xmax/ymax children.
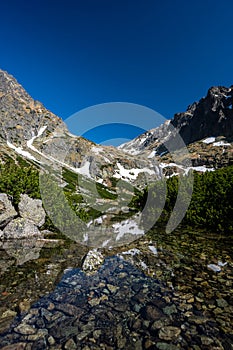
<box><xmin>0</xmin><ymin>228</ymin><xmax>232</xmax><ymax>348</ymax></box>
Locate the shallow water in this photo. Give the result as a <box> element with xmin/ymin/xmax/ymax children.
<box><xmin>0</xmin><ymin>227</ymin><xmax>232</xmax><ymax>349</ymax></box>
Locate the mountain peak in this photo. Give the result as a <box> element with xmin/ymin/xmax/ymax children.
<box><xmin>120</xmin><ymin>84</ymin><xmax>233</xmax><ymax>157</ymax></box>
<box><xmin>0</xmin><ymin>69</ymin><xmax>32</xmax><ymax>103</ymax></box>
<box><xmin>0</xmin><ymin>69</ymin><xmax>66</xmax><ymax>144</ymax></box>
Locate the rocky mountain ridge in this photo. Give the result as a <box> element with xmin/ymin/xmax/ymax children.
<box><xmin>0</xmin><ymin>69</ymin><xmax>160</xmax><ymax>191</ymax></box>
<box><xmin>119</xmin><ymin>85</ymin><xmax>233</xmax><ymax>169</ymax></box>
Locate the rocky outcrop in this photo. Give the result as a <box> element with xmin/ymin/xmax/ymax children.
<box><xmin>0</xmin><ymin>69</ymin><xmax>160</xmax><ymax>189</ymax></box>
<box><xmin>0</xmin><ymin>69</ymin><xmax>67</xmax><ymax>145</ymax></box>
<box><xmin>0</xmin><ymin>192</ymin><xmax>48</xmax><ymax>240</ymax></box>
<box><xmin>170</xmin><ymin>85</ymin><xmax>233</xmax><ymax>147</ymax></box>
<box><xmin>120</xmin><ymin>85</ymin><xmax>233</xmax><ymax>156</ymax></box>
<box><xmin>18</xmin><ymin>194</ymin><xmax>45</xmax><ymax>227</ymax></box>
<box><xmin>0</xmin><ymin>194</ymin><xmax>17</xmax><ymax>228</ymax></box>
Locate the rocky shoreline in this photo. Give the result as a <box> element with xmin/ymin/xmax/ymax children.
<box><xmin>0</xmin><ymin>234</ymin><xmax>232</xmax><ymax>350</ymax></box>
<box><xmin>0</xmin><ymin>255</ymin><xmax>231</xmax><ymax>350</ymax></box>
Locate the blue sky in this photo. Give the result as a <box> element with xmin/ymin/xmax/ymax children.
<box><xmin>1</xmin><ymin>0</ymin><xmax>233</xmax><ymax>144</ymax></box>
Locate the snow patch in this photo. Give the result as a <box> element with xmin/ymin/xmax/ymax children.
<box><xmin>121</xmin><ymin>248</ymin><xmax>141</xmax><ymax>256</ymax></box>
<box><xmin>27</xmin><ymin>126</ymin><xmax>47</xmax><ymax>147</ymax></box>
<box><xmin>112</xmin><ymin>218</ymin><xmax>144</xmax><ymax>241</ymax></box>
<box><xmin>187</xmin><ymin>165</ymin><xmax>214</xmax><ymax>173</ymax></box>
<box><xmin>7</xmin><ymin>141</ymin><xmax>37</xmax><ymax>161</ymax></box>
<box><xmin>102</xmin><ymin>239</ymin><xmax>111</xmax><ymax>247</ymax></box>
<box><xmin>148</xmin><ymin>150</ymin><xmax>156</xmax><ymax>158</ymax></box>
<box><xmin>139</xmin><ymin>260</ymin><xmax>149</xmax><ymax>270</ymax></box>
<box><xmin>148</xmin><ymin>245</ymin><xmax>158</xmax><ymax>255</ymax></box>
<box><xmin>77</xmin><ymin>161</ymin><xmax>91</xmax><ymax>178</ymax></box>
<box><xmin>213</xmin><ymin>141</ymin><xmax>231</xmax><ymax>147</ymax></box>
<box><xmin>139</xmin><ymin>137</ymin><xmax>147</xmax><ymax>145</ymax></box>
<box><xmin>207</xmin><ymin>261</ymin><xmax>227</xmax><ymax>272</ymax></box>
<box><xmin>207</xmin><ymin>264</ymin><xmax>221</xmax><ymax>272</ymax></box>
<box><xmin>202</xmin><ymin>137</ymin><xmax>216</xmax><ymax>144</ymax></box>
<box><xmin>114</xmin><ymin>162</ymin><xmax>155</xmax><ymax>181</ymax></box>
<box><xmin>91</xmin><ymin>146</ymin><xmax>104</xmax><ymax>154</ymax></box>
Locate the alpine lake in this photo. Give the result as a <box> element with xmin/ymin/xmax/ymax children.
<box><xmin>0</xmin><ymin>224</ymin><xmax>232</xmax><ymax>350</ymax></box>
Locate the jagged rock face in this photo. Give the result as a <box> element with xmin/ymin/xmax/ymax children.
<box><xmin>120</xmin><ymin>86</ymin><xmax>233</xmax><ymax>155</ymax></box>
<box><xmin>0</xmin><ymin>69</ymin><xmax>160</xmax><ymax>189</ymax></box>
<box><xmin>171</xmin><ymin>86</ymin><xmax>233</xmax><ymax>146</ymax></box>
<box><xmin>0</xmin><ymin>69</ymin><xmax>67</xmax><ymax>145</ymax></box>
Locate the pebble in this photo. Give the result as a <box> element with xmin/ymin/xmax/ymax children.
<box><xmin>64</xmin><ymin>338</ymin><xmax>77</xmax><ymax>349</ymax></box>
<box><xmin>0</xmin><ymin>343</ymin><xmax>27</xmax><ymax>350</ymax></box>
<box><xmin>142</xmin><ymin>305</ymin><xmax>163</xmax><ymax>321</ymax></box>
<box><xmin>158</xmin><ymin>326</ymin><xmax>181</xmax><ymax>341</ymax></box>
<box><xmin>163</xmin><ymin>304</ymin><xmax>177</xmax><ymax>315</ymax></box>
<box><xmin>200</xmin><ymin>335</ymin><xmax>214</xmax><ymax>345</ymax></box>
<box><xmin>14</xmin><ymin>324</ymin><xmax>36</xmax><ymax>335</ymax></box>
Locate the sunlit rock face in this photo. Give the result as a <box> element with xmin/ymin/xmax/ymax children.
<box><xmin>119</xmin><ymin>85</ymin><xmax>233</xmax><ymax>162</ymax></box>
<box><xmin>81</xmin><ymin>249</ymin><xmax>105</xmax><ymax>274</ymax></box>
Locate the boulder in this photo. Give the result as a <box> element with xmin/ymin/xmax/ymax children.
<box><xmin>0</xmin><ymin>193</ymin><xmax>17</xmax><ymax>228</ymax></box>
<box><xmin>82</xmin><ymin>249</ymin><xmax>104</xmax><ymax>275</ymax></box>
<box><xmin>18</xmin><ymin>194</ymin><xmax>45</xmax><ymax>227</ymax></box>
<box><xmin>3</xmin><ymin>217</ymin><xmax>42</xmax><ymax>239</ymax></box>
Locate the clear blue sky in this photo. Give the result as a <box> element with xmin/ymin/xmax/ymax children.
<box><xmin>1</xmin><ymin>0</ymin><xmax>233</xmax><ymax>143</ymax></box>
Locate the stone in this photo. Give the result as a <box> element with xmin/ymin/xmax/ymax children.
<box><xmin>142</xmin><ymin>305</ymin><xmax>163</xmax><ymax>321</ymax></box>
<box><xmin>88</xmin><ymin>294</ymin><xmax>108</xmax><ymax>306</ymax></box>
<box><xmin>156</xmin><ymin>343</ymin><xmax>180</xmax><ymax>350</ymax></box>
<box><xmin>0</xmin><ymin>193</ymin><xmax>17</xmax><ymax>228</ymax></box>
<box><xmin>117</xmin><ymin>337</ymin><xmax>126</xmax><ymax>349</ymax></box>
<box><xmin>82</xmin><ymin>249</ymin><xmax>104</xmax><ymax>274</ymax></box>
<box><xmin>14</xmin><ymin>324</ymin><xmax>36</xmax><ymax>335</ymax></box>
<box><xmin>144</xmin><ymin>339</ymin><xmax>155</xmax><ymax>349</ymax></box>
<box><xmin>19</xmin><ymin>299</ymin><xmax>31</xmax><ymax>313</ymax></box>
<box><xmin>163</xmin><ymin>304</ymin><xmax>177</xmax><ymax>315</ymax></box>
<box><xmin>216</xmin><ymin>298</ymin><xmax>228</xmax><ymax>308</ymax></box>
<box><xmin>151</xmin><ymin>320</ymin><xmax>166</xmax><ymax>330</ymax></box>
<box><xmin>64</xmin><ymin>338</ymin><xmax>77</xmax><ymax>349</ymax></box>
<box><xmin>3</xmin><ymin>217</ymin><xmax>42</xmax><ymax>239</ymax></box>
<box><xmin>107</xmin><ymin>284</ymin><xmax>119</xmax><ymax>293</ymax></box>
<box><xmin>27</xmin><ymin>328</ymin><xmax>48</xmax><ymax>341</ymax></box>
<box><xmin>1</xmin><ymin>309</ymin><xmax>17</xmax><ymax>318</ymax></box>
<box><xmin>48</xmin><ymin>336</ymin><xmax>56</xmax><ymax>345</ymax></box>
<box><xmin>76</xmin><ymin>331</ymin><xmax>90</xmax><ymax>341</ymax></box>
<box><xmin>1</xmin><ymin>344</ymin><xmax>27</xmax><ymax>350</ymax></box>
<box><xmin>18</xmin><ymin>194</ymin><xmax>46</xmax><ymax>227</ymax></box>
<box><xmin>134</xmin><ymin>339</ymin><xmax>143</xmax><ymax>350</ymax></box>
<box><xmin>158</xmin><ymin>326</ymin><xmax>181</xmax><ymax>341</ymax></box>
<box><xmin>200</xmin><ymin>335</ymin><xmax>214</xmax><ymax>345</ymax></box>
<box><xmin>93</xmin><ymin>329</ymin><xmax>102</xmax><ymax>339</ymax></box>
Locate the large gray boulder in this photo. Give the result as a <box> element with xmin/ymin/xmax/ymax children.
<box><xmin>18</xmin><ymin>194</ymin><xmax>46</xmax><ymax>227</ymax></box>
<box><xmin>3</xmin><ymin>217</ymin><xmax>42</xmax><ymax>239</ymax></box>
<box><xmin>0</xmin><ymin>193</ymin><xmax>17</xmax><ymax>228</ymax></box>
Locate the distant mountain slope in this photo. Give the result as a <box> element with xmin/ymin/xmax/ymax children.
<box><xmin>0</xmin><ymin>69</ymin><xmax>159</xmax><ymax>189</ymax></box>
<box><xmin>0</xmin><ymin>68</ymin><xmax>232</xmax><ymax>185</ymax></box>
<box><xmin>119</xmin><ymin>85</ymin><xmax>233</xmax><ymax>159</ymax></box>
